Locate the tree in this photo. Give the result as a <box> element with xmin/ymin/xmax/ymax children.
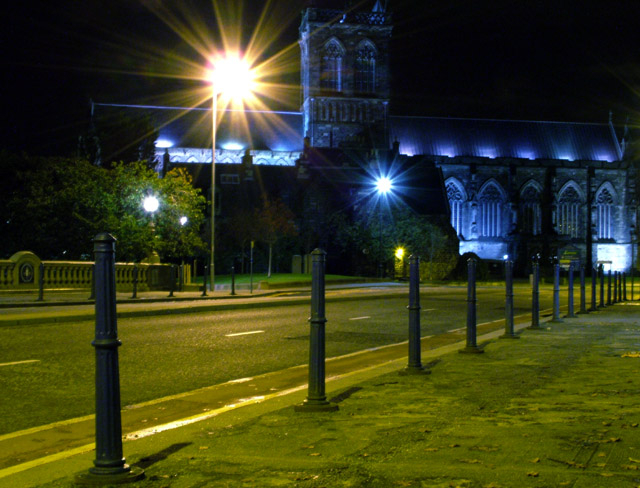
<box><xmin>327</xmin><ymin>204</ymin><xmax>458</xmax><ymax>279</ymax></box>
<box><xmin>226</xmin><ymin>208</ymin><xmax>260</xmax><ymax>273</ymax></box>
<box><xmin>1</xmin><ymin>153</ymin><xmax>110</xmax><ymax>259</ymax></box>
<box><xmin>1</xmin><ymin>153</ymin><xmax>205</xmax><ymax>262</ymax></box>
<box><xmin>256</xmin><ymin>198</ymin><xmax>297</xmax><ymax>277</ymax></box>
<box><xmin>105</xmin><ymin>162</ymin><xmax>206</xmax><ymax>262</ymax></box>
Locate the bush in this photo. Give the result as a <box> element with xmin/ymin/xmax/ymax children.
<box><xmin>450</xmin><ymin>252</ymin><xmax>489</xmax><ymax>281</ymax></box>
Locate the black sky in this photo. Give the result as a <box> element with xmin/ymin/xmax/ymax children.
<box><xmin>3</xmin><ymin>0</ymin><xmax>640</xmax><ymax>156</ymax></box>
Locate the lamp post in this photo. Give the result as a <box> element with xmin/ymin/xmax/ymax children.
<box><xmin>207</xmin><ymin>55</ymin><xmax>255</xmax><ymax>292</ymax></box>
<box><xmin>376</xmin><ymin>176</ymin><xmax>392</xmax><ymax>278</ymax></box>
<box><xmin>143</xmin><ymin>195</ymin><xmax>159</xmax><ymax>253</ymax></box>
<box><xmin>210</xmin><ymin>83</ymin><xmax>218</xmax><ymax>293</ymax></box>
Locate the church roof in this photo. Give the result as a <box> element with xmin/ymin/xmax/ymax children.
<box><xmin>92</xmin><ymin>103</ymin><xmax>304</xmax><ymax>152</ymax></box>
<box><xmin>390</xmin><ymin>116</ymin><xmax>623</xmax><ymax>162</ymax></box>
<box><xmin>94</xmin><ymin>103</ymin><xmax>623</xmax><ymax>163</ymax></box>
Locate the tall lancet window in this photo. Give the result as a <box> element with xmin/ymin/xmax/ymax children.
<box><xmin>519</xmin><ymin>184</ymin><xmax>541</xmax><ymax>235</ymax></box>
<box><xmin>446</xmin><ymin>180</ymin><xmax>465</xmax><ymax>236</ymax></box>
<box><xmin>321</xmin><ymin>40</ymin><xmax>344</xmax><ymax>92</ymax></box>
<box><xmin>355</xmin><ymin>42</ymin><xmax>376</xmax><ymax>93</ymax></box>
<box><xmin>556</xmin><ymin>185</ymin><xmax>581</xmax><ymax>238</ymax></box>
<box><xmin>596</xmin><ymin>187</ymin><xmax>614</xmax><ymax>239</ymax></box>
<box><xmin>478</xmin><ymin>182</ymin><xmax>504</xmax><ymax>237</ymax></box>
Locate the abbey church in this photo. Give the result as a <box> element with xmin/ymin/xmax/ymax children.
<box><xmin>98</xmin><ymin>1</ymin><xmax>637</xmax><ymax>273</ymax></box>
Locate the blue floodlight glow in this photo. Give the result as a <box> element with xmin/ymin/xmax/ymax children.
<box><xmin>221</xmin><ymin>141</ymin><xmax>244</xmax><ymax>150</ymax></box>
<box><xmin>516</xmin><ymin>148</ymin><xmax>536</xmax><ymax>160</ymax></box>
<box><xmin>155</xmin><ymin>139</ymin><xmax>174</xmax><ymax>148</ymax></box>
<box><xmin>376</xmin><ymin>177</ymin><xmax>393</xmax><ymax>194</ymax></box>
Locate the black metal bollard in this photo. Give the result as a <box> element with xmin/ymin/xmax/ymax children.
<box><xmin>618</xmin><ymin>271</ymin><xmax>623</xmax><ymax>302</ymax></box>
<box><xmin>607</xmin><ymin>269</ymin><xmax>612</xmax><ymax>305</ymax></box>
<box><xmin>75</xmin><ymin>233</ymin><xmax>144</xmax><ymax>485</ymax></box>
<box><xmin>201</xmin><ymin>265</ymin><xmax>208</xmax><ymax>296</ymax></box>
<box><xmin>578</xmin><ymin>265</ymin><xmax>587</xmax><ymax>313</ymax></box>
<box><xmin>501</xmin><ymin>260</ymin><xmax>518</xmax><ymax>339</ymax></box>
<box><xmin>230</xmin><ymin>264</ymin><xmax>236</xmax><ymax>296</ymax></box>
<box><xmin>565</xmin><ymin>264</ymin><xmax>577</xmax><ymax>318</ymax></box>
<box><xmin>295</xmin><ymin>249</ymin><xmax>338</xmax><ymax>412</ymax></box>
<box><xmin>589</xmin><ymin>266</ymin><xmax>597</xmax><ymax>312</ymax></box>
<box><xmin>89</xmin><ymin>264</ymin><xmax>96</xmax><ymax>301</ymax></box>
<box><xmin>624</xmin><ymin>273</ymin><xmax>627</xmax><ymax>301</ymax></box>
<box><xmin>131</xmin><ymin>265</ymin><xmax>138</xmax><ymax>299</ymax></box>
<box><xmin>632</xmin><ymin>267</ymin><xmax>635</xmax><ymax>301</ymax></box>
<box><xmin>37</xmin><ymin>262</ymin><xmax>44</xmax><ymax>301</ymax></box>
<box><xmin>168</xmin><ymin>265</ymin><xmax>175</xmax><ymax>297</ymax></box>
<box><xmin>599</xmin><ymin>264</ymin><xmax>605</xmax><ymax>308</ymax></box>
<box><xmin>403</xmin><ymin>255</ymin><xmax>430</xmax><ymax>374</ymax></box>
<box><xmin>460</xmin><ymin>258</ymin><xmax>483</xmax><ymax>353</ymax></box>
<box><xmin>529</xmin><ymin>257</ymin><xmax>541</xmax><ymax>329</ymax></box>
<box><xmin>551</xmin><ymin>262</ymin><xmax>563</xmax><ymax>323</ymax></box>
<box><xmin>613</xmin><ymin>271</ymin><xmax>618</xmax><ymax>303</ymax></box>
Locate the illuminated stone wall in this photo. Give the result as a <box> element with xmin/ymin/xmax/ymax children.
<box><xmin>438</xmin><ymin>156</ymin><xmax>636</xmax><ymax>270</ymax></box>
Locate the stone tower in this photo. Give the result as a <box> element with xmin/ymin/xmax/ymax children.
<box><xmin>299</xmin><ymin>1</ymin><xmax>393</xmax><ymax>150</ymax></box>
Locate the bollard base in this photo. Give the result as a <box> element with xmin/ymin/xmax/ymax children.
<box><xmin>400</xmin><ymin>365</ymin><xmax>431</xmax><ymax>375</ymax></box>
<box><xmin>459</xmin><ymin>346</ymin><xmax>484</xmax><ymax>354</ymax></box>
<box><xmin>75</xmin><ymin>466</ymin><xmax>145</xmax><ymax>485</ymax></box>
<box><xmin>294</xmin><ymin>400</ymin><xmax>339</xmax><ymax>412</ymax></box>
<box><xmin>550</xmin><ymin>317</ymin><xmax>564</xmax><ymax>323</ymax></box>
<box><xmin>499</xmin><ymin>333</ymin><xmax>520</xmax><ymax>340</ymax></box>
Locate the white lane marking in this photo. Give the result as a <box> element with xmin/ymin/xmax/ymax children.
<box><xmin>349</xmin><ymin>316</ymin><xmax>371</xmax><ymax>321</ymax></box>
<box><xmin>225</xmin><ymin>330</ymin><xmax>265</xmax><ymax>337</ymax></box>
<box><xmin>447</xmin><ymin>327</ymin><xmax>465</xmax><ymax>333</ymax></box>
<box><xmin>0</xmin><ymin>360</ymin><xmax>40</xmax><ymax>367</ymax></box>
<box><xmin>227</xmin><ymin>377</ymin><xmax>253</xmax><ymax>384</ymax></box>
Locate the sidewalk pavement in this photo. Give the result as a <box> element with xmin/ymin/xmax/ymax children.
<box><xmin>3</xmin><ymin>300</ymin><xmax>640</xmax><ymax>487</ymax></box>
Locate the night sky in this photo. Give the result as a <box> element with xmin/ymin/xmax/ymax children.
<box><xmin>3</xmin><ymin>0</ymin><xmax>640</xmax><ymax>156</ymax></box>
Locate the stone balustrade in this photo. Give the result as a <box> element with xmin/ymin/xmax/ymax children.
<box><xmin>0</xmin><ymin>251</ymin><xmax>190</xmax><ymax>291</ymax></box>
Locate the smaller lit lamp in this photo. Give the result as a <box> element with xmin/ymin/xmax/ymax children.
<box><xmin>143</xmin><ymin>195</ymin><xmax>159</xmax><ymax>213</ymax></box>
<box><xmin>180</xmin><ymin>216</ymin><xmax>188</xmax><ymax>226</ymax></box>
<box><xmin>142</xmin><ymin>195</ymin><xmax>160</xmax><ymax>261</ymax></box>
<box><xmin>395</xmin><ymin>247</ymin><xmax>406</xmax><ymax>280</ymax></box>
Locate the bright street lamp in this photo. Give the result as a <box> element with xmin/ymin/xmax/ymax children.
<box><xmin>207</xmin><ymin>55</ymin><xmax>255</xmax><ymax>292</ymax></box>
<box><xmin>376</xmin><ymin>176</ymin><xmax>392</xmax><ymax>194</ymax></box>
<box><xmin>375</xmin><ymin>176</ymin><xmax>394</xmax><ymax>278</ymax></box>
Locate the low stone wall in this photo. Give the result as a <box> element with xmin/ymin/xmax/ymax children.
<box><xmin>0</xmin><ymin>251</ymin><xmax>190</xmax><ymax>291</ymax></box>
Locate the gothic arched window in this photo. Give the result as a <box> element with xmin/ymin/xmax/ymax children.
<box><xmin>446</xmin><ymin>179</ymin><xmax>465</xmax><ymax>236</ymax></box>
<box><xmin>596</xmin><ymin>186</ymin><xmax>615</xmax><ymax>239</ymax></box>
<box><xmin>478</xmin><ymin>181</ymin><xmax>504</xmax><ymax>237</ymax></box>
<box><xmin>557</xmin><ymin>185</ymin><xmax>581</xmax><ymax>238</ymax></box>
<box><xmin>519</xmin><ymin>183</ymin><xmax>541</xmax><ymax>235</ymax></box>
<box><xmin>321</xmin><ymin>40</ymin><xmax>344</xmax><ymax>92</ymax></box>
<box><xmin>355</xmin><ymin>41</ymin><xmax>376</xmax><ymax>93</ymax></box>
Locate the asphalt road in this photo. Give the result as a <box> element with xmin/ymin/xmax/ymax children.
<box><xmin>0</xmin><ymin>285</ymin><xmax>551</xmax><ymax>434</ymax></box>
